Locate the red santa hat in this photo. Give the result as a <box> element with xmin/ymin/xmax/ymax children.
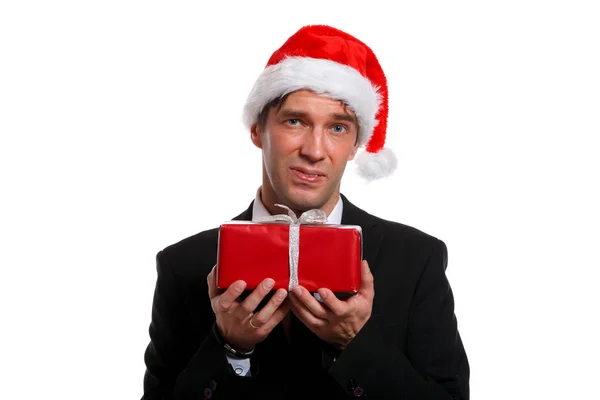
<box><xmin>243</xmin><ymin>24</ymin><xmax>397</xmax><ymax>180</ymax></box>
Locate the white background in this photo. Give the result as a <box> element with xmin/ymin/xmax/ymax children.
<box><xmin>1</xmin><ymin>1</ymin><xmax>599</xmax><ymax>398</ymax></box>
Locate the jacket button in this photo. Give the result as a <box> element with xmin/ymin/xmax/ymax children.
<box><xmin>353</xmin><ymin>386</ymin><xmax>365</xmax><ymax>397</ymax></box>
<box><xmin>208</xmin><ymin>380</ymin><xmax>217</xmax><ymax>391</ymax></box>
<box><xmin>347</xmin><ymin>378</ymin><xmax>357</xmax><ymax>390</ymax></box>
<box><xmin>203</xmin><ymin>388</ymin><xmax>213</xmax><ymax>399</ymax></box>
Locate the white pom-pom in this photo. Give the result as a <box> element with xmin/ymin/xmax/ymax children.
<box><xmin>354</xmin><ymin>148</ymin><xmax>398</xmax><ymax>180</ymax></box>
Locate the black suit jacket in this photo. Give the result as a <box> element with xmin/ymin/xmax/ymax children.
<box><xmin>142</xmin><ymin>194</ymin><xmax>469</xmax><ymax>399</ymax></box>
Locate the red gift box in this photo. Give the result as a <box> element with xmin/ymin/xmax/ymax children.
<box><xmin>216</xmin><ymin>221</ymin><xmax>362</xmax><ymax>294</ymax></box>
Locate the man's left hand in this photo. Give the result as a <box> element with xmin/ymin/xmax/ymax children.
<box><xmin>288</xmin><ymin>260</ymin><xmax>374</xmax><ymax>350</ymax></box>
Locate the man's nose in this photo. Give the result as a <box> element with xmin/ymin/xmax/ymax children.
<box><xmin>299</xmin><ymin>128</ymin><xmax>326</xmax><ymax>162</ymax></box>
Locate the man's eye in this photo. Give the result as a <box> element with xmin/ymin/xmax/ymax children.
<box><xmin>287</xmin><ymin>119</ymin><xmax>300</xmax><ymax>126</ymax></box>
<box><xmin>332</xmin><ymin>124</ymin><xmax>346</xmax><ymax>133</ymax></box>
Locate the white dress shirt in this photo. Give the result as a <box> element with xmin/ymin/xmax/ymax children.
<box><xmin>226</xmin><ymin>188</ymin><xmax>343</xmax><ymax>376</ymax></box>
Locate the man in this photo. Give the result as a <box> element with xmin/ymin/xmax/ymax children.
<box><xmin>142</xmin><ymin>25</ymin><xmax>469</xmax><ymax>399</ymax></box>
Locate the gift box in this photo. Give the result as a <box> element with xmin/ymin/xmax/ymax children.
<box><xmin>216</xmin><ymin>214</ymin><xmax>362</xmax><ymax>295</ymax></box>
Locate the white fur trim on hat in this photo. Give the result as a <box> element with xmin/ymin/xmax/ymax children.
<box><xmin>355</xmin><ymin>147</ymin><xmax>398</xmax><ymax>180</ymax></box>
<box><xmin>243</xmin><ymin>56</ymin><xmax>381</xmax><ymax>147</ymax></box>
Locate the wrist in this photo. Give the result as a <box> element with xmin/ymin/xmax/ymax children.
<box><xmin>212</xmin><ymin>322</ymin><xmax>255</xmax><ymax>359</ymax></box>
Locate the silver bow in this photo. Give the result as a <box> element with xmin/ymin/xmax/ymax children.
<box><xmin>254</xmin><ymin>204</ymin><xmax>327</xmax><ymax>290</ymax></box>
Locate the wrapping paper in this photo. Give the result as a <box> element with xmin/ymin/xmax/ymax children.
<box><xmin>216</xmin><ymin>206</ymin><xmax>362</xmax><ymax>293</ymax></box>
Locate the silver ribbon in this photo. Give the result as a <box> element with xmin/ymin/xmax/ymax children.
<box><xmin>254</xmin><ymin>204</ymin><xmax>327</xmax><ymax>290</ymax></box>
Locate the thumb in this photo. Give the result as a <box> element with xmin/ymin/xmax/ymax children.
<box><xmin>207</xmin><ymin>265</ymin><xmax>218</xmax><ymax>299</ymax></box>
<box><xmin>358</xmin><ymin>260</ymin><xmax>374</xmax><ymax>300</ymax></box>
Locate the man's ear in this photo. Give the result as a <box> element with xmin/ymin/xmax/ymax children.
<box><xmin>348</xmin><ymin>142</ymin><xmax>359</xmax><ymax>161</ymax></box>
<box><xmin>250</xmin><ymin>123</ymin><xmax>262</xmax><ymax>149</ymax></box>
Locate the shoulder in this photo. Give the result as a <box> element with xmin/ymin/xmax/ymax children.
<box><xmin>156</xmin><ymin>227</ymin><xmax>220</xmax><ymax>281</ymax></box>
<box><xmin>376</xmin><ymin>215</ymin><xmax>445</xmax><ymax>251</ymax></box>
<box><xmin>162</xmin><ymin>227</ymin><xmax>219</xmax><ymax>257</ymax></box>
<box><xmin>348</xmin><ymin>203</ymin><xmax>449</xmax><ymax>278</ymax></box>
<box><xmin>346</xmin><ymin>199</ymin><xmax>445</xmax><ymax>252</ymax></box>
<box><xmin>154</xmin><ymin>202</ymin><xmax>253</xmax><ymax>280</ymax></box>
<box><xmin>355</xmin><ymin>208</ymin><xmax>451</xmax><ymax>288</ymax></box>
<box><xmin>374</xmin><ymin>215</ymin><xmax>448</xmax><ymax>270</ymax></box>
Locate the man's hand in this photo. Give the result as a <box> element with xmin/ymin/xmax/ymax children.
<box><xmin>288</xmin><ymin>260</ymin><xmax>374</xmax><ymax>350</ymax></box>
<box><xmin>207</xmin><ymin>266</ymin><xmax>291</xmax><ymax>352</ymax></box>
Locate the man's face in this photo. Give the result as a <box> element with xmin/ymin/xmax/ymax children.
<box><xmin>251</xmin><ymin>90</ymin><xmax>359</xmax><ymax>213</ymax></box>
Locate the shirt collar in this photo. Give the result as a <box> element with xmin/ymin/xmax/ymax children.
<box><xmin>252</xmin><ymin>187</ymin><xmax>343</xmax><ymax>224</ymax></box>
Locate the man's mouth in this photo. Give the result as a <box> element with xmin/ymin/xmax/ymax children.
<box><xmin>290</xmin><ymin>167</ymin><xmax>326</xmax><ymax>182</ymax></box>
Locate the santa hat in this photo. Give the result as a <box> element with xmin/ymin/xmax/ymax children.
<box><xmin>243</xmin><ymin>24</ymin><xmax>397</xmax><ymax>180</ymax></box>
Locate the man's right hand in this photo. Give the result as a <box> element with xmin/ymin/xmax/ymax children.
<box><xmin>207</xmin><ymin>266</ymin><xmax>291</xmax><ymax>352</ymax></box>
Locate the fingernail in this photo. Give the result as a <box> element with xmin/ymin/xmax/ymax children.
<box><xmin>276</xmin><ymin>289</ymin><xmax>287</xmax><ymax>300</ymax></box>
<box><xmin>235</xmin><ymin>281</ymin><xmax>246</xmax><ymax>291</ymax></box>
<box><xmin>318</xmin><ymin>288</ymin><xmax>328</xmax><ymax>299</ymax></box>
<box><xmin>263</xmin><ymin>278</ymin><xmax>275</xmax><ymax>290</ymax></box>
<box><xmin>293</xmin><ymin>287</ymin><xmax>302</xmax><ymax>296</ymax></box>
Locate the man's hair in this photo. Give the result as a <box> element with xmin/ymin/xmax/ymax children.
<box><xmin>255</xmin><ymin>91</ymin><xmax>360</xmax><ymax>145</ymax></box>
<box><xmin>256</xmin><ymin>93</ymin><xmax>293</xmax><ymax>132</ymax></box>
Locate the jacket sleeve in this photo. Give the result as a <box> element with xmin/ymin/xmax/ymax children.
<box><xmin>142</xmin><ymin>251</ymin><xmax>262</xmax><ymax>399</ymax></box>
<box><xmin>327</xmin><ymin>239</ymin><xmax>470</xmax><ymax>399</ymax></box>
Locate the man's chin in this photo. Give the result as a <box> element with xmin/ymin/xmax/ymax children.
<box><xmin>281</xmin><ymin>189</ymin><xmax>329</xmax><ymax>212</ymax></box>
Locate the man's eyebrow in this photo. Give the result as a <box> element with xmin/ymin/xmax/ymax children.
<box><xmin>278</xmin><ymin>109</ymin><xmax>308</xmax><ymax>119</ymax></box>
<box><xmin>278</xmin><ymin>109</ymin><xmax>356</xmax><ymax>124</ymax></box>
<box><xmin>330</xmin><ymin>112</ymin><xmax>356</xmax><ymax>123</ymax></box>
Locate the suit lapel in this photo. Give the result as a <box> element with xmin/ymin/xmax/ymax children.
<box><xmin>340</xmin><ymin>193</ymin><xmax>384</xmax><ymax>273</ymax></box>
<box><xmin>231</xmin><ymin>201</ymin><xmax>254</xmax><ymax>221</ymax></box>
